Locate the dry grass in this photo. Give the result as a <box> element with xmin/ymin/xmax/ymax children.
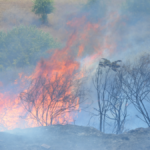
<box><xmin>0</xmin><ymin>0</ymin><xmax>88</xmax><ymax>43</ymax></box>
<box><xmin>0</xmin><ymin>0</ymin><xmax>88</xmax><ymax>84</ymax></box>
<box><xmin>0</xmin><ymin>0</ymin><xmax>87</xmax><ymax>21</ymax></box>
<box><xmin>0</xmin><ymin>0</ymin><xmax>33</xmax><ymax>31</ymax></box>
<box><xmin>0</xmin><ymin>0</ymin><xmax>33</xmax><ymax>17</ymax></box>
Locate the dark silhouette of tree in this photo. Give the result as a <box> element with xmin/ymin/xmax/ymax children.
<box><xmin>120</xmin><ymin>53</ymin><xmax>150</xmax><ymax>127</ymax></box>
<box><xmin>92</xmin><ymin>58</ymin><xmax>122</xmax><ymax>132</ymax></box>
<box><xmin>105</xmin><ymin>67</ymin><xmax>130</xmax><ymax>134</ymax></box>
<box><xmin>20</xmin><ymin>72</ymin><xmax>86</xmax><ymax>126</ymax></box>
<box><xmin>32</xmin><ymin>0</ymin><xmax>54</xmax><ymax>23</ymax></box>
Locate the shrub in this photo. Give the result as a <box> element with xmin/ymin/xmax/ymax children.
<box><xmin>0</xmin><ymin>26</ymin><xmax>59</xmax><ymax>70</ymax></box>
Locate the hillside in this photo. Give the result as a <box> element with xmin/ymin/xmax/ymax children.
<box><xmin>0</xmin><ymin>125</ymin><xmax>150</xmax><ymax>150</ymax></box>
<box><xmin>0</xmin><ymin>0</ymin><xmax>87</xmax><ymax>44</ymax></box>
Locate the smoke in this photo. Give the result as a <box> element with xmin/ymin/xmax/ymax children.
<box><xmin>70</xmin><ymin>0</ymin><xmax>150</xmax><ymax>131</ymax></box>
<box><xmin>0</xmin><ymin>0</ymin><xmax>150</xmax><ymax>132</ymax></box>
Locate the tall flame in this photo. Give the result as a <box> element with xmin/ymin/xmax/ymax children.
<box><xmin>0</xmin><ymin>8</ymin><xmax>120</xmax><ymax>130</ymax></box>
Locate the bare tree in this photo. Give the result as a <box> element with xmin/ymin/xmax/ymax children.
<box><xmin>120</xmin><ymin>53</ymin><xmax>150</xmax><ymax>127</ymax></box>
<box><xmin>20</xmin><ymin>72</ymin><xmax>87</xmax><ymax>126</ymax></box>
<box><xmin>106</xmin><ymin>69</ymin><xmax>130</xmax><ymax>134</ymax></box>
<box><xmin>92</xmin><ymin>58</ymin><xmax>121</xmax><ymax>132</ymax></box>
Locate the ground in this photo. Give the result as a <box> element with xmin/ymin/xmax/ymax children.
<box><xmin>0</xmin><ymin>125</ymin><xmax>150</xmax><ymax>150</ymax></box>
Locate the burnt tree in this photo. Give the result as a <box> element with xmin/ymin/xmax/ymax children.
<box><xmin>120</xmin><ymin>53</ymin><xmax>150</xmax><ymax>127</ymax></box>
<box><xmin>92</xmin><ymin>58</ymin><xmax>122</xmax><ymax>132</ymax></box>
<box><xmin>20</xmin><ymin>73</ymin><xmax>86</xmax><ymax>126</ymax></box>
<box><xmin>106</xmin><ymin>68</ymin><xmax>130</xmax><ymax>134</ymax></box>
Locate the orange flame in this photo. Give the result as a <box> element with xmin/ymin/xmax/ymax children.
<box><xmin>0</xmin><ymin>10</ymin><xmax>120</xmax><ymax>130</ymax></box>
<box><xmin>78</xmin><ymin>45</ymin><xmax>84</xmax><ymax>57</ymax></box>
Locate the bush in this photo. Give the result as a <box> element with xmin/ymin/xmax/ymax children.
<box><xmin>0</xmin><ymin>26</ymin><xmax>59</xmax><ymax>70</ymax></box>
<box><xmin>32</xmin><ymin>0</ymin><xmax>54</xmax><ymax>23</ymax></box>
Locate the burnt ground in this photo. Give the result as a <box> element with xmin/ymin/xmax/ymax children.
<box><xmin>0</xmin><ymin>125</ymin><xmax>150</xmax><ymax>150</ymax></box>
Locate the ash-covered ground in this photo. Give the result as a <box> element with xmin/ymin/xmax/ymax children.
<box><xmin>0</xmin><ymin>124</ymin><xmax>150</xmax><ymax>150</ymax></box>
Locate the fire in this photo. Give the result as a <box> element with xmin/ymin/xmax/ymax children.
<box><xmin>19</xmin><ymin>47</ymin><xmax>80</xmax><ymax>127</ymax></box>
<box><xmin>0</xmin><ymin>8</ymin><xmax>120</xmax><ymax>130</ymax></box>
<box><xmin>78</xmin><ymin>45</ymin><xmax>84</xmax><ymax>57</ymax></box>
<box><xmin>0</xmin><ymin>92</ymin><xmax>23</xmax><ymax>130</ymax></box>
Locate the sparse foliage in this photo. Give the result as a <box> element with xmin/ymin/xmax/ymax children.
<box><xmin>92</xmin><ymin>58</ymin><xmax>122</xmax><ymax>132</ymax></box>
<box><xmin>106</xmin><ymin>68</ymin><xmax>130</xmax><ymax>134</ymax></box>
<box><xmin>120</xmin><ymin>54</ymin><xmax>150</xmax><ymax>127</ymax></box>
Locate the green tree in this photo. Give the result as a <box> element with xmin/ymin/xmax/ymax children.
<box><xmin>0</xmin><ymin>26</ymin><xmax>59</xmax><ymax>70</ymax></box>
<box><xmin>32</xmin><ymin>0</ymin><xmax>54</xmax><ymax>23</ymax></box>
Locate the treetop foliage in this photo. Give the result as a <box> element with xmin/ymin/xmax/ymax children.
<box><xmin>32</xmin><ymin>0</ymin><xmax>54</xmax><ymax>15</ymax></box>
<box><xmin>32</xmin><ymin>0</ymin><xmax>54</xmax><ymax>23</ymax></box>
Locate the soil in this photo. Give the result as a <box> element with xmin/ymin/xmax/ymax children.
<box><xmin>0</xmin><ymin>125</ymin><xmax>150</xmax><ymax>150</ymax></box>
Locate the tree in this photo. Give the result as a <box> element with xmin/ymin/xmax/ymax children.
<box><xmin>92</xmin><ymin>58</ymin><xmax>121</xmax><ymax>132</ymax></box>
<box><xmin>19</xmin><ymin>67</ymin><xmax>87</xmax><ymax>126</ymax></box>
<box><xmin>32</xmin><ymin>0</ymin><xmax>54</xmax><ymax>23</ymax></box>
<box><xmin>106</xmin><ymin>67</ymin><xmax>130</xmax><ymax>134</ymax></box>
<box><xmin>120</xmin><ymin>53</ymin><xmax>150</xmax><ymax>127</ymax></box>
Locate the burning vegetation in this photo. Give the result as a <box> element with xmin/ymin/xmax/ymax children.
<box><xmin>0</xmin><ymin>0</ymin><xmax>150</xmax><ymax>135</ymax></box>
